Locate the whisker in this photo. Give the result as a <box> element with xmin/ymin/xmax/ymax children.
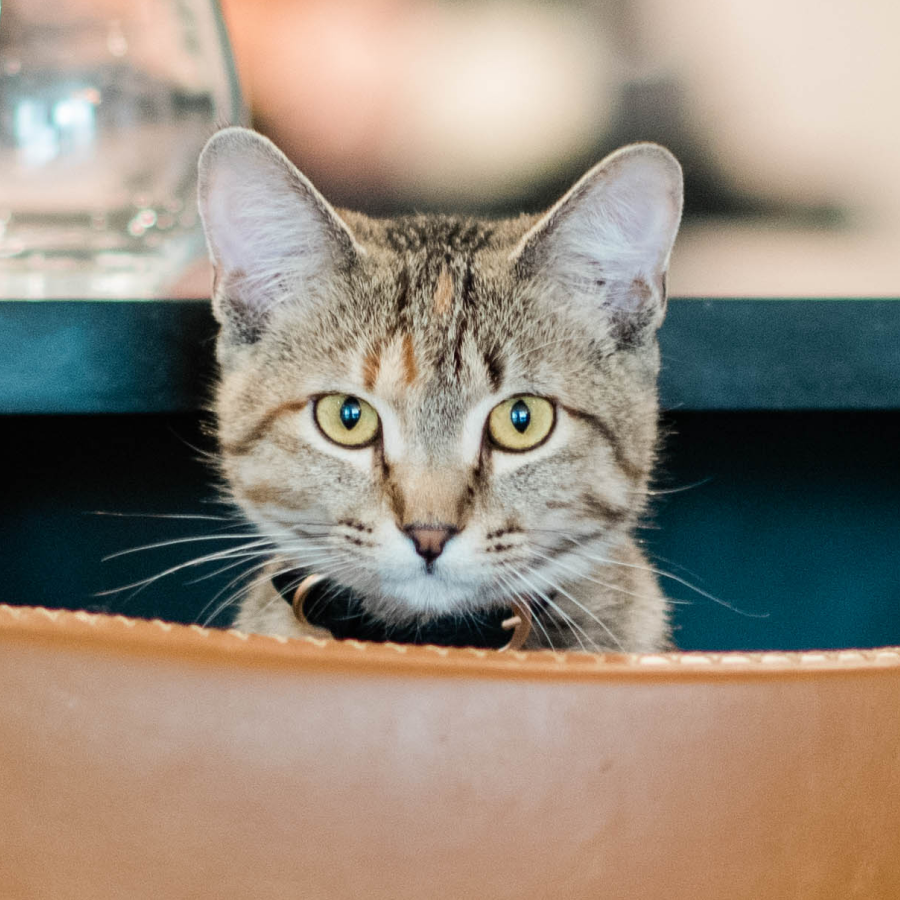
<box><xmin>495</xmin><ymin>569</ymin><xmax>556</xmax><ymax>651</ymax></box>
<box><xmin>562</xmin><ymin>538</ymin><xmax>769</xmax><ymax>619</ymax></box>
<box><xmin>622</xmin><ymin>476</ymin><xmax>714</xmax><ymax>498</ymax></box>
<box><xmin>197</xmin><ymin>556</ymin><xmax>287</xmax><ymax>625</ymax></box>
<box><xmin>224</xmin><ymin>551</ymin><xmax>364</xmax><ymax>629</ymax></box>
<box><xmin>102</xmin><ymin>533</ymin><xmax>276</xmax><ymax>562</ymax></box>
<box><xmin>203</xmin><ymin>557</ymin><xmax>314</xmax><ymax>627</ymax></box>
<box><xmin>525</xmin><ymin>566</ymin><xmax>623</xmax><ymax>651</ymax></box>
<box><xmin>95</xmin><ymin>539</ymin><xmax>276</xmax><ymax>597</ymax></box>
<box><xmin>186</xmin><ymin>551</ymin><xmax>276</xmax><ymax>586</ymax></box>
<box><xmin>89</xmin><ymin>510</ymin><xmax>243</xmax><ymax>523</ymax></box>
<box><xmin>500</xmin><ymin>563</ymin><xmax>596</xmax><ymax>652</ymax></box>
<box><xmin>528</xmin><ymin>547</ymin><xmax>684</xmax><ymax>606</ymax></box>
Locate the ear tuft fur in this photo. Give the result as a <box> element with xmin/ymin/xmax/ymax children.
<box><xmin>512</xmin><ymin>143</ymin><xmax>683</xmax><ymax>345</ymax></box>
<box><xmin>197</xmin><ymin>127</ymin><xmax>361</xmax><ymax>343</ymax></box>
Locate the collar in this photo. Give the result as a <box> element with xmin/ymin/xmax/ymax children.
<box><xmin>271</xmin><ymin>569</ymin><xmax>531</xmax><ymax>650</ymax></box>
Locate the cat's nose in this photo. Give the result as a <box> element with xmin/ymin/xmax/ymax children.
<box><xmin>404</xmin><ymin>524</ymin><xmax>457</xmax><ymax>564</ymax></box>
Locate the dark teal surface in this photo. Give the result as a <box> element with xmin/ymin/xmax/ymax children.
<box><xmin>2</xmin><ymin>411</ymin><xmax>898</xmax><ymax>651</ymax></box>
<box><xmin>2</xmin><ymin>298</ymin><xmax>900</xmax><ymax>412</ymax></box>
<box><xmin>647</xmin><ymin>412</ymin><xmax>900</xmax><ymax>650</ymax></box>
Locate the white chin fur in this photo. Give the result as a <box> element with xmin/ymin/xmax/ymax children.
<box><xmin>376</xmin><ymin>568</ymin><xmax>493</xmax><ymax>616</ymax></box>
<box><xmin>371</xmin><ymin>529</ymin><xmax>497</xmax><ymax>616</ymax></box>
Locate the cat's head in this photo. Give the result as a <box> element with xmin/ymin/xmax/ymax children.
<box><xmin>198</xmin><ymin>127</ymin><xmax>681</xmax><ymax>625</ymax></box>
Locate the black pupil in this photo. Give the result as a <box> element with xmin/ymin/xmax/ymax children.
<box><xmin>510</xmin><ymin>400</ymin><xmax>530</xmax><ymax>434</ymax></box>
<box><xmin>340</xmin><ymin>397</ymin><xmax>362</xmax><ymax>430</ymax></box>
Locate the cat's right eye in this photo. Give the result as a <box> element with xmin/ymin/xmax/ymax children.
<box><xmin>314</xmin><ymin>394</ymin><xmax>380</xmax><ymax>447</ymax></box>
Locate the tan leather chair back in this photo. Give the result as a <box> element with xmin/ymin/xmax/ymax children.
<box><xmin>2</xmin><ymin>604</ymin><xmax>898</xmax><ymax>899</ymax></box>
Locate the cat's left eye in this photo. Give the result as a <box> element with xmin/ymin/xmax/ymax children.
<box><xmin>315</xmin><ymin>394</ymin><xmax>380</xmax><ymax>447</ymax></box>
<box><xmin>487</xmin><ymin>396</ymin><xmax>555</xmax><ymax>452</ymax></box>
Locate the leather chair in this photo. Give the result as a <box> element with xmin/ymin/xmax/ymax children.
<box><xmin>2</xmin><ymin>603</ymin><xmax>898</xmax><ymax>899</ymax></box>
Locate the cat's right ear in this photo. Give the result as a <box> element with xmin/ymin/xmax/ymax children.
<box><xmin>197</xmin><ymin>127</ymin><xmax>362</xmax><ymax>344</ymax></box>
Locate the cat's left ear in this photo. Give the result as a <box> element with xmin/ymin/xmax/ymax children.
<box><xmin>511</xmin><ymin>143</ymin><xmax>683</xmax><ymax>345</ymax></box>
<box><xmin>197</xmin><ymin>127</ymin><xmax>363</xmax><ymax>344</ymax></box>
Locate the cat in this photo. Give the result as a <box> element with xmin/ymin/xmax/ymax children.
<box><xmin>197</xmin><ymin>126</ymin><xmax>683</xmax><ymax>652</ymax></box>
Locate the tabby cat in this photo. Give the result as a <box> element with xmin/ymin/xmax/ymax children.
<box><xmin>197</xmin><ymin>126</ymin><xmax>682</xmax><ymax>651</ymax></box>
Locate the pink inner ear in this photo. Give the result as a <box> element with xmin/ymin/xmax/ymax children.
<box><xmin>509</xmin><ymin>146</ymin><xmax>681</xmax><ymax>334</ymax></box>
<box><xmin>199</xmin><ymin>131</ymin><xmax>365</xmax><ymax>329</ymax></box>
<box><xmin>203</xmin><ymin>161</ymin><xmax>322</xmax><ymax>277</ymax></box>
<box><xmin>528</xmin><ymin>152</ymin><xmax>681</xmax><ymax>312</ymax></box>
<box><xmin>204</xmin><ymin>168</ymin><xmax>257</xmax><ymax>276</ymax></box>
<box><xmin>199</xmin><ymin>150</ymin><xmax>345</xmax><ymax>328</ymax></box>
<box><xmin>564</xmin><ymin>154</ymin><xmax>681</xmax><ymax>277</ymax></box>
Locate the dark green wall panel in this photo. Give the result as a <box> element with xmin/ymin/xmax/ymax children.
<box><xmin>2</xmin><ymin>412</ymin><xmax>898</xmax><ymax>651</ymax></box>
<box><xmin>2</xmin><ymin>298</ymin><xmax>900</xmax><ymax>413</ymax></box>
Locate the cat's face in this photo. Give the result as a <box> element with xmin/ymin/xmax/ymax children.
<box><xmin>199</xmin><ymin>128</ymin><xmax>682</xmax><ymax>626</ymax></box>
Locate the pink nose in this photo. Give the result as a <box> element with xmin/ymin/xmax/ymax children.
<box><xmin>404</xmin><ymin>524</ymin><xmax>457</xmax><ymax>564</ymax></box>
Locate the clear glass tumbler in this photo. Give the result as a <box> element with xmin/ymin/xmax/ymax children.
<box><xmin>0</xmin><ymin>0</ymin><xmax>242</xmax><ymax>298</ymax></box>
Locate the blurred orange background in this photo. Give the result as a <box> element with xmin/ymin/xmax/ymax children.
<box><xmin>219</xmin><ymin>0</ymin><xmax>900</xmax><ymax>297</ymax></box>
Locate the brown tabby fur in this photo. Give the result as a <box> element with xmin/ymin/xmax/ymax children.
<box><xmin>198</xmin><ymin>127</ymin><xmax>683</xmax><ymax>651</ymax></box>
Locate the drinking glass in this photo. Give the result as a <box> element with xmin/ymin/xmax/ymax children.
<box><xmin>0</xmin><ymin>0</ymin><xmax>242</xmax><ymax>298</ymax></box>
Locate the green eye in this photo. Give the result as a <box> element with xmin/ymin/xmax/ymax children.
<box><xmin>315</xmin><ymin>394</ymin><xmax>380</xmax><ymax>447</ymax></box>
<box><xmin>488</xmin><ymin>396</ymin><xmax>555</xmax><ymax>451</ymax></box>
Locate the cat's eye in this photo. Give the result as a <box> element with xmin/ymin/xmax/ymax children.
<box><xmin>487</xmin><ymin>396</ymin><xmax>555</xmax><ymax>452</ymax></box>
<box><xmin>315</xmin><ymin>394</ymin><xmax>380</xmax><ymax>447</ymax></box>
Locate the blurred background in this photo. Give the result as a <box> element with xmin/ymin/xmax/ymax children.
<box><xmin>2</xmin><ymin>0</ymin><xmax>899</xmax><ymax>296</ymax></box>
<box><xmin>220</xmin><ymin>0</ymin><xmax>900</xmax><ymax>297</ymax></box>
